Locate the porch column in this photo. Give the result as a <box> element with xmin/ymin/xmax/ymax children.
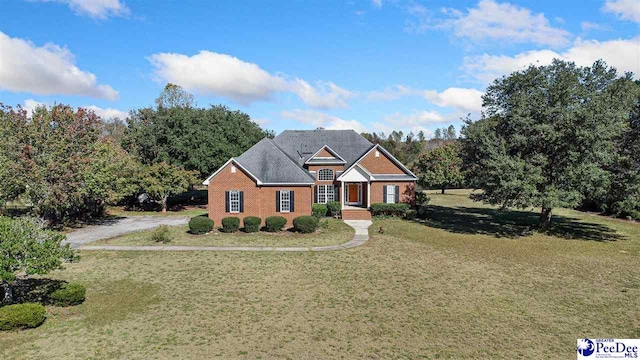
<box><xmin>340</xmin><ymin>180</ymin><xmax>345</xmax><ymax>208</ymax></box>
<box><xmin>367</xmin><ymin>181</ymin><xmax>371</xmax><ymax>209</ymax></box>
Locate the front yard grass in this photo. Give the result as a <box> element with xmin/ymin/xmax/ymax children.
<box><xmin>2</xmin><ymin>190</ymin><xmax>638</xmax><ymax>359</ymax></box>
<box><xmin>88</xmin><ymin>218</ymin><xmax>353</xmax><ymax>247</ymax></box>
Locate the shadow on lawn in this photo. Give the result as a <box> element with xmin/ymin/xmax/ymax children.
<box><xmin>421</xmin><ymin>205</ymin><xmax>624</xmax><ymax>242</ymax></box>
<box><xmin>1</xmin><ymin>278</ymin><xmax>67</xmax><ymax>306</ymax></box>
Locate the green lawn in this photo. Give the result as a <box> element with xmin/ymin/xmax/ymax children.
<box><xmin>2</xmin><ymin>190</ymin><xmax>639</xmax><ymax>359</ymax></box>
<box><xmin>89</xmin><ymin>218</ymin><xmax>354</xmax><ymax>247</ymax></box>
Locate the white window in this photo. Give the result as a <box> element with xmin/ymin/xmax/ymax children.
<box><xmin>375</xmin><ymin>150</ymin><xmax>380</xmax><ymax>157</ymax></box>
<box><xmin>231</xmin><ymin>165</ymin><xmax>236</xmax><ymax>173</ymax></box>
<box><xmin>318</xmin><ymin>169</ymin><xmax>334</xmax><ymax>181</ymax></box>
<box><xmin>230</xmin><ymin>190</ymin><xmax>240</xmax><ymax>213</ymax></box>
<box><xmin>386</xmin><ymin>185</ymin><xmax>396</xmax><ymax>204</ymax></box>
<box><xmin>317</xmin><ymin>185</ymin><xmax>334</xmax><ymax>204</ymax></box>
<box><xmin>280</xmin><ymin>190</ymin><xmax>290</xmax><ymax>213</ymax></box>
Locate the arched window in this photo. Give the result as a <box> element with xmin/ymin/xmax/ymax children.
<box><xmin>318</xmin><ymin>168</ymin><xmax>334</xmax><ymax>181</ymax></box>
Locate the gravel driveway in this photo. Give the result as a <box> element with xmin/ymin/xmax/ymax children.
<box><xmin>63</xmin><ymin>216</ymin><xmax>190</xmax><ymax>249</ymax></box>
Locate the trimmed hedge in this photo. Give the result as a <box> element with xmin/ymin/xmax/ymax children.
<box><xmin>50</xmin><ymin>283</ymin><xmax>86</xmax><ymax>306</ymax></box>
<box><xmin>370</xmin><ymin>203</ymin><xmax>410</xmax><ymax>217</ymax></box>
<box><xmin>243</xmin><ymin>216</ymin><xmax>261</xmax><ymax>233</ymax></box>
<box><xmin>327</xmin><ymin>201</ymin><xmax>341</xmax><ymax>217</ymax></box>
<box><xmin>221</xmin><ymin>217</ymin><xmax>240</xmax><ymax>233</ymax></box>
<box><xmin>0</xmin><ymin>303</ymin><xmax>46</xmax><ymax>331</ymax></box>
<box><xmin>312</xmin><ymin>204</ymin><xmax>327</xmax><ymax>219</ymax></box>
<box><xmin>265</xmin><ymin>216</ymin><xmax>287</xmax><ymax>232</ymax></box>
<box><xmin>189</xmin><ymin>216</ymin><xmax>214</xmax><ymax>234</ymax></box>
<box><xmin>293</xmin><ymin>216</ymin><xmax>319</xmax><ymax>233</ymax></box>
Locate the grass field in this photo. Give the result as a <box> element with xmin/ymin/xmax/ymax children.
<box><xmin>1</xmin><ymin>190</ymin><xmax>638</xmax><ymax>359</ymax></box>
<box><xmin>90</xmin><ymin>218</ymin><xmax>353</xmax><ymax>247</ymax></box>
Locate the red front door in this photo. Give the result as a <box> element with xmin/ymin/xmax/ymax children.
<box><xmin>348</xmin><ymin>184</ymin><xmax>359</xmax><ymax>203</ymax></box>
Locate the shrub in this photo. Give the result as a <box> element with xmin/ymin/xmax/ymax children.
<box><xmin>243</xmin><ymin>216</ymin><xmax>261</xmax><ymax>233</ymax></box>
<box><xmin>293</xmin><ymin>216</ymin><xmax>319</xmax><ymax>233</ymax></box>
<box><xmin>0</xmin><ymin>303</ymin><xmax>46</xmax><ymax>331</ymax></box>
<box><xmin>415</xmin><ymin>192</ymin><xmax>431</xmax><ymax>206</ymax></box>
<box><xmin>265</xmin><ymin>216</ymin><xmax>287</xmax><ymax>232</ymax></box>
<box><xmin>312</xmin><ymin>204</ymin><xmax>327</xmax><ymax>219</ymax></box>
<box><xmin>327</xmin><ymin>201</ymin><xmax>341</xmax><ymax>217</ymax></box>
<box><xmin>417</xmin><ymin>204</ymin><xmax>430</xmax><ymax>219</ymax></box>
<box><xmin>50</xmin><ymin>283</ymin><xmax>86</xmax><ymax>306</ymax></box>
<box><xmin>405</xmin><ymin>209</ymin><xmax>417</xmax><ymax>220</ymax></box>
<box><xmin>150</xmin><ymin>225</ymin><xmax>171</xmax><ymax>243</ymax></box>
<box><xmin>370</xmin><ymin>203</ymin><xmax>410</xmax><ymax>217</ymax></box>
<box><xmin>221</xmin><ymin>217</ymin><xmax>240</xmax><ymax>233</ymax></box>
<box><xmin>189</xmin><ymin>216</ymin><xmax>214</xmax><ymax>234</ymax></box>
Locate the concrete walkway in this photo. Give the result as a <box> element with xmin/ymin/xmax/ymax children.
<box><xmin>63</xmin><ymin>216</ymin><xmax>190</xmax><ymax>249</ymax></box>
<box><xmin>78</xmin><ymin>220</ymin><xmax>373</xmax><ymax>252</ymax></box>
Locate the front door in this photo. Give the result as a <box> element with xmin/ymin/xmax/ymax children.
<box><xmin>348</xmin><ymin>183</ymin><xmax>359</xmax><ymax>204</ymax></box>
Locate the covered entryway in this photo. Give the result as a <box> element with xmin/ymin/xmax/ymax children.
<box><xmin>346</xmin><ymin>183</ymin><xmax>362</xmax><ymax>205</ymax></box>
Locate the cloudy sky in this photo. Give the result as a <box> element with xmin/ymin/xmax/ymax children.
<box><xmin>1</xmin><ymin>0</ymin><xmax>638</xmax><ymax>137</ymax></box>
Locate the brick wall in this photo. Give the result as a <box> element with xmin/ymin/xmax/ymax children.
<box><xmin>207</xmin><ymin>161</ymin><xmax>313</xmax><ymax>228</ymax></box>
<box><xmin>359</xmin><ymin>149</ymin><xmax>405</xmax><ymax>175</ymax></box>
<box><xmin>369</xmin><ymin>181</ymin><xmax>415</xmax><ymax>206</ymax></box>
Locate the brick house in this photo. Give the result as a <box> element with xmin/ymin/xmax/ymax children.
<box><xmin>203</xmin><ymin>129</ymin><xmax>417</xmax><ymax>225</ymax></box>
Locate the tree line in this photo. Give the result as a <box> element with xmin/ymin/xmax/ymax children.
<box><xmin>376</xmin><ymin>59</ymin><xmax>639</xmax><ymax>228</ymax></box>
<box><xmin>0</xmin><ymin>84</ymin><xmax>271</xmax><ymax>225</ymax></box>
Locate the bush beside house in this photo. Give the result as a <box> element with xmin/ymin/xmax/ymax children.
<box><xmin>243</xmin><ymin>217</ymin><xmax>261</xmax><ymax>233</ymax></box>
<box><xmin>221</xmin><ymin>217</ymin><xmax>240</xmax><ymax>233</ymax></box>
<box><xmin>370</xmin><ymin>203</ymin><xmax>410</xmax><ymax>217</ymax></box>
<box><xmin>265</xmin><ymin>216</ymin><xmax>287</xmax><ymax>232</ymax></box>
<box><xmin>189</xmin><ymin>216</ymin><xmax>214</xmax><ymax>234</ymax></box>
<box><xmin>293</xmin><ymin>216</ymin><xmax>319</xmax><ymax>233</ymax></box>
<box><xmin>327</xmin><ymin>201</ymin><xmax>341</xmax><ymax>217</ymax></box>
<box><xmin>312</xmin><ymin>204</ymin><xmax>327</xmax><ymax>219</ymax></box>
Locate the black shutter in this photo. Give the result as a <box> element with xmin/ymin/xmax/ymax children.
<box><xmin>383</xmin><ymin>186</ymin><xmax>387</xmax><ymax>204</ymax></box>
<box><xmin>225</xmin><ymin>191</ymin><xmax>230</xmax><ymax>212</ymax></box>
<box><xmin>395</xmin><ymin>186</ymin><xmax>400</xmax><ymax>203</ymax></box>
<box><xmin>239</xmin><ymin>191</ymin><xmax>244</xmax><ymax>212</ymax></box>
<box><xmin>334</xmin><ymin>185</ymin><xmax>339</xmax><ymax>202</ymax></box>
<box><xmin>314</xmin><ymin>185</ymin><xmax>318</xmax><ymax>203</ymax></box>
<box><xmin>276</xmin><ymin>190</ymin><xmax>281</xmax><ymax>212</ymax></box>
<box><xmin>290</xmin><ymin>191</ymin><xmax>295</xmax><ymax>212</ymax></box>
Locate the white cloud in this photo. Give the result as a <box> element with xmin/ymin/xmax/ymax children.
<box><xmin>383</xmin><ymin>110</ymin><xmax>449</xmax><ymax>127</ymax></box>
<box><xmin>84</xmin><ymin>105</ymin><xmax>128</xmax><ymax>120</ymax></box>
<box><xmin>22</xmin><ymin>99</ymin><xmax>127</xmax><ymax>120</ymax></box>
<box><xmin>33</xmin><ymin>0</ymin><xmax>129</xmax><ymax>19</ymax></box>
<box><xmin>281</xmin><ymin>109</ymin><xmax>368</xmax><ymax>133</ymax></box>
<box><xmin>463</xmin><ymin>37</ymin><xmax>640</xmax><ymax>83</ymax></box>
<box><xmin>603</xmin><ymin>0</ymin><xmax>640</xmax><ymax>23</ymax></box>
<box><xmin>372</xmin><ymin>0</ymin><xmax>382</xmax><ymax>8</ymax></box>
<box><xmin>580</xmin><ymin>21</ymin><xmax>609</xmax><ymax>32</ymax></box>
<box><xmin>367</xmin><ymin>85</ymin><xmax>422</xmax><ymax>101</ymax></box>
<box><xmin>409</xmin><ymin>0</ymin><xmax>571</xmax><ymax>47</ymax></box>
<box><xmin>0</xmin><ymin>32</ymin><xmax>118</xmax><ymax>100</ymax></box>
<box><xmin>424</xmin><ymin>87</ymin><xmax>484</xmax><ymax>113</ymax></box>
<box><xmin>149</xmin><ymin>51</ymin><xmax>353</xmax><ymax>109</ymax></box>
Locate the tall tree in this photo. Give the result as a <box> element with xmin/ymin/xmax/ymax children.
<box><xmin>140</xmin><ymin>162</ymin><xmax>199</xmax><ymax>213</ymax></box>
<box><xmin>415</xmin><ymin>142</ymin><xmax>464</xmax><ymax>194</ymax></box>
<box><xmin>124</xmin><ymin>87</ymin><xmax>272</xmax><ymax>178</ymax></box>
<box><xmin>155</xmin><ymin>83</ymin><xmax>196</xmax><ymax>109</ymax></box>
<box><xmin>462</xmin><ymin>59</ymin><xmax>637</xmax><ymax>227</ymax></box>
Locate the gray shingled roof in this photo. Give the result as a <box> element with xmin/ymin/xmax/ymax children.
<box><xmin>272</xmin><ymin>130</ymin><xmax>373</xmax><ymax>169</ymax></box>
<box><xmin>234</xmin><ymin>138</ymin><xmax>315</xmax><ymax>184</ymax></box>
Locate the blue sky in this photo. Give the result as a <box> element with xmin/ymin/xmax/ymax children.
<box><xmin>0</xmin><ymin>0</ymin><xmax>638</xmax><ymax>138</ymax></box>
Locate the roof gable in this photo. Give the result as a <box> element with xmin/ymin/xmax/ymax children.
<box><xmin>337</xmin><ymin>144</ymin><xmax>417</xmax><ymax>180</ymax></box>
<box><xmin>305</xmin><ymin>145</ymin><xmax>346</xmax><ymax>165</ymax></box>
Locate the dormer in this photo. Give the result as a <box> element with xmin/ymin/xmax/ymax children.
<box><xmin>304</xmin><ymin>145</ymin><xmax>346</xmax><ymax>166</ymax></box>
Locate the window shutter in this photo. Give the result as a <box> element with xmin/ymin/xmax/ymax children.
<box><xmin>290</xmin><ymin>191</ymin><xmax>295</xmax><ymax>212</ymax></box>
<box><xmin>383</xmin><ymin>186</ymin><xmax>387</xmax><ymax>204</ymax></box>
<box><xmin>225</xmin><ymin>191</ymin><xmax>230</xmax><ymax>212</ymax></box>
<box><xmin>394</xmin><ymin>186</ymin><xmax>400</xmax><ymax>203</ymax></box>
<box><xmin>314</xmin><ymin>185</ymin><xmax>318</xmax><ymax>203</ymax></box>
<box><xmin>239</xmin><ymin>191</ymin><xmax>244</xmax><ymax>213</ymax></box>
<box><xmin>276</xmin><ymin>190</ymin><xmax>281</xmax><ymax>212</ymax></box>
<box><xmin>334</xmin><ymin>185</ymin><xmax>339</xmax><ymax>202</ymax></box>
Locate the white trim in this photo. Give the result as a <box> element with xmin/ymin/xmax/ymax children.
<box><xmin>229</xmin><ymin>190</ymin><xmax>241</xmax><ymax>213</ymax></box>
<box><xmin>304</xmin><ymin>145</ymin><xmax>346</xmax><ymax>164</ymax></box>
<box><xmin>202</xmin><ymin>159</ymin><xmax>263</xmax><ymax>185</ymax></box>
<box><xmin>339</xmin><ymin>165</ymin><xmax>370</xmax><ymax>182</ymax></box>
<box><xmin>280</xmin><ymin>190</ymin><xmax>291</xmax><ymax>213</ymax></box>
<box><xmin>336</xmin><ymin>144</ymin><xmax>417</xmax><ymax>181</ymax></box>
<box><xmin>317</xmin><ymin>168</ymin><xmax>334</xmax><ymax>181</ymax></box>
<box><xmin>261</xmin><ymin>182</ymin><xmax>315</xmax><ymax>186</ymax></box>
<box><xmin>367</xmin><ymin>182</ymin><xmax>371</xmax><ymax>209</ymax></box>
